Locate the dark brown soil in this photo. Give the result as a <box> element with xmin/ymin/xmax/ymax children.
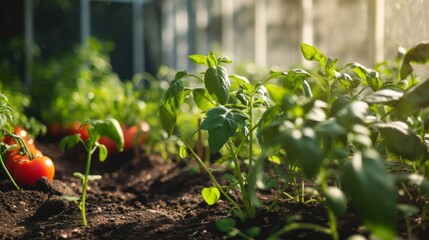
<box><xmin>1</xmin><ymin>140</ymin><xmax>428</xmax><ymax>239</ymax></box>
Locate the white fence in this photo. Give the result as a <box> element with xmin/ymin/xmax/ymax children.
<box><xmin>23</xmin><ymin>0</ymin><xmax>429</xmax><ymax>84</ymax></box>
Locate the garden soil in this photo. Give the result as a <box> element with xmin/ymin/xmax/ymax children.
<box><xmin>1</xmin><ymin>139</ymin><xmax>428</xmax><ymax>239</ymax></box>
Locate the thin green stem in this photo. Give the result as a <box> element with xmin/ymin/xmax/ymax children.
<box><xmin>247</xmin><ymin>95</ymin><xmax>254</xmax><ymax>176</ymax></box>
<box><xmin>182</xmin><ymin>138</ymin><xmax>243</xmax><ymax>215</ymax></box>
<box><xmin>319</xmin><ymin>169</ymin><xmax>339</xmax><ymax>240</ymax></box>
<box><xmin>80</xmin><ymin>141</ymin><xmax>95</xmax><ymax>227</ymax></box>
<box><xmin>0</xmin><ymin>155</ymin><xmax>20</xmax><ymax>190</ymax></box>
<box><xmin>226</xmin><ymin>140</ymin><xmax>254</xmax><ymax>218</ymax></box>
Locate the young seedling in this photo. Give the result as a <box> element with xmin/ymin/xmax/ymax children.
<box><xmin>60</xmin><ymin>118</ymin><xmax>124</xmax><ymax>227</ymax></box>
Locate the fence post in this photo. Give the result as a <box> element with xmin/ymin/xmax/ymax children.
<box><xmin>221</xmin><ymin>0</ymin><xmax>234</xmax><ymax>58</ymax></box>
<box><xmin>24</xmin><ymin>0</ymin><xmax>34</xmax><ymax>87</ymax></box>
<box><xmin>132</xmin><ymin>0</ymin><xmax>145</xmax><ymax>74</ymax></box>
<box><xmin>368</xmin><ymin>0</ymin><xmax>385</xmax><ymax>66</ymax></box>
<box><xmin>254</xmin><ymin>0</ymin><xmax>267</xmax><ymax>66</ymax></box>
<box><xmin>301</xmin><ymin>0</ymin><xmax>314</xmax><ymax>68</ymax></box>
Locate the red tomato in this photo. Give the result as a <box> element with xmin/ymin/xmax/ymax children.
<box><xmin>47</xmin><ymin>123</ymin><xmax>65</xmax><ymax>137</ymax></box>
<box><xmin>7</xmin><ymin>149</ymin><xmax>43</xmax><ymax>173</ymax></box>
<box><xmin>12</xmin><ymin>155</ymin><xmax>55</xmax><ymax>186</ymax></box>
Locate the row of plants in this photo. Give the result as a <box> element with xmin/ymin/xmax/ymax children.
<box><xmin>160</xmin><ymin>42</ymin><xmax>429</xmax><ymax>239</ymax></box>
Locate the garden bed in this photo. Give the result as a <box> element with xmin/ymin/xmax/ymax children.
<box><xmin>0</xmin><ymin>139</ymin><xmax>428</xmax><ymax>240</ymax></box>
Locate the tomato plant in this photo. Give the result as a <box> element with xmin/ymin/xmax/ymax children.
<box><xmin>60</xmin><ymin>118</ymin><xmax>124</xmax><ymax>227</ymax></box>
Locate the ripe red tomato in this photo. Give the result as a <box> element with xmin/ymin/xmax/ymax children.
<box><xmin>7</xmin><ymin>149</ymin><xmax>43</xmax><ymax>174</ymax></box>
<box><xmin>11</xmin><ymin>155</ymin><xmax>55</xmax><ymax>186</ymax></box>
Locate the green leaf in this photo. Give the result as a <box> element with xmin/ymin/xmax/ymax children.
<box><xmin>364</xmin><ymin>89</ymin><xmax>403</xmax><ymax>105</ymax></box>
<box><xmin>62</xmin><ymin>195</ymin><xmax>80</xmax><ymax>202</ymax></box>
<box><xmin>179</xmin><ymin>145</ymin><xmax>187</xmax><ymax>159</ymax></box>
<box><xmin>93</xmin><ymin>118</ymin><xmax>124</xmax><ymax>152</ymax></box>
<box><xmin>300</xmin><ymin>43</ymin><xmax>327</xmax><ymax>66</ymax></box>
<box><xmin>201</xmin><ymin>106</ymin><xmax>244</xmax><ymax>152</ymax></box>
<box><xmin>188</xmin><ymin>54</ymin><xmax>207</xmax><ymax>65</ymax></box>
<box><xmin>400</xmin><ymin>41</ymin><xmax>429</xmax><ymax>79</ymax></box>
<box><xmin>265</xmin><ymin>84</ymin><xmax>290</xmax><ymax>106</ymax></box>
<box><xmin>216</xmin><ymin>218</ymin><xmax>236</xmax><ymax>232</ymax></box>
<box><xmin>396</xmin><ymin>78</ymin><xmax>429</xmax><ymax>116</ymax></box>
<box><xmin>229</xmin><ymin>74</ymin><xmax>253</xmax><ymax>91</ymax></box>
<box><xmin>160</xmin><ymin>79</ymin><xmax>189</xmax><ymax>136</ymax></box>
<box><xmin>347</xmin><ymin>63</ymin><xmax>382</xmax><ymax>91</ymax></box>
<box><xmin>246</xmin><ymin>226</ymin><xmax>261</xmax><ymax>237</ymax></box>
<box><xmin>73</xmin><ymin>172</ymin><xmax>85</xmax><ymax>180</ymax></box>
<box><xmin>342</xmin><ymin>150</ymin><xmax>396</xmax><ymax>240</ymax></box>
<box><xmin>60</xmin><ymin>134</ymin><xmax>81</xmax><ymax>151</ymax></box>
<box><xmin>201</xmin><ymin>186</ymin><xmax>220</xmax><ymax>205</ymax></box>
<box><xmin>204</xmin><ymin>66</ymin><xmax>231</xmax><ymax>105</ymax></box>
<box><xmin>282</xmin><ymin>69</ymin><xmax>310</xmax><ymax>93</ymax></box>
<box><xmin>98</xmin><ymin>143</ymin><xmax>108</xmax><ymax>162</ymax></box>
<box><xmin>193</xmin><ymin>88</ymin><xmax>216</xmax><ymax>111</ymax></box>
<box><xmin>376</xmin><ymin>121</ymin><xmax>429</xmax><ymax>161</ymax></box>
<box><xmin>325</xmin><ymin>187</ymin><xmax>347</xmax><ymax>217</ymax></box>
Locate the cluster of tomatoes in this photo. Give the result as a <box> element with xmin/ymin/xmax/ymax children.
<box><xmin>2</xmin><ymin>127</ymin><xmax>55</xmax><ymax>186</ymax></box>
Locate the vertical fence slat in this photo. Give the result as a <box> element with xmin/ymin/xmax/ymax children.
<box><xmin>301</xmin><ymin>0</ymin><xmax>314</xmax><ymax>67</ymax></box>
<box><xmin>162</xmin><ymin>0</ymin><xmax>176</xmax><ymax>68</ymax></box>
<box><xmin>254</xmin><ymin>0</ymin><xmax>267</xmax><ymax>66</ymax></box>
<box><xmin>221</xmin><ymin>0</ymin><xmax>234</xmax><ymax>57</ymax></box>
<box><xmin>80</xmin><ymin>0</ymin><xmax>90</xmax><ymax>44</ymax></box>
<box><xmin>368</xmin><ymin>0</ymin><xmax>385</xmax><ymax>65</ymax></box>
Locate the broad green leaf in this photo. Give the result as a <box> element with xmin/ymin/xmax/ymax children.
<box><xmin>216</xmin><ymin>218</ymin><xmax>236</xmax><ymax>232</ymax></box>
<box><xmin>400</xmin><ymin>41</ymin><xmax>429</xmax><ymax>79</ymax></box>
<box><xmin>315</xmin><ymin>118</ymin><xmax>345</xmax><ymax>136</ymax></box>
<box><xmin>193</xmin><ymin>88</ymin><xmax>216</xmax><ymax>111</ymax></box>
<box><xmin>347</xmin><ymin>63</ymin><xmax>382</xmax><ymax>91</ymax></box>
<box><xmin>60</xmin><ymin>134</ymin><xmax>81</xmax><ymax>151</ymax></box>
<box><xmin>93</xmin><ymin>118</ymin><xmax>124</xmax><ymax>152</ymax></box>
<box><xmin>302</xmin><ymin>80</ymin><xmax>313</xmax><ymax>98</ymax></box>
<box><xmin>325</xmin><ymin>187</ymin><xmax>347</xmax><ymax>217</ymax></box>
<box><xmin>179</xmin><ymin>145</ymin><xmax>187</xmax><ymax>159</ymax></box>
<box><xmin>376</xmin><ymin>121</ymin><xmax>429</xmax><ymax>161</ymax></box>
<box><xmin>160</xmin><ymin>79</ymin><xmax>188</xmax><ymax>136</ymax></box>
<box><xmin>204</xmin><ymin>66</ymin><xmax>231</xmax><ymax>105</ymax></box>
<box><xmin>396</xmin><ymin>78</ymin><xmax>429</xmax><ymax>116</ymax></box>
<box><xmin>343</xmin><ymin>150</ymin><xmax>396</xmax><ymax>240</ymax></box>
<box><xmin>282</xmin><ymin>69</ymin><xmax>310</xmax><ymax>93</ymax></box>
<box><xmin>364</xmin><ymin>89</ymin><xmax>403</xmax><ymax>104</ymax></box>
<box><xmin>201</xmin><ymin>106</ymin><xmax>244</xmax><ymax>152</ymax></box>
<box><xmin>188</xmin><ymin>54</ymin><xmax>207</xmax><ymax>65</ymax></box>
<box><xmin>265</xmin><ymin>84</ymin><xmax>289</xmax><ymax>105</ymax></box>
<box><xmin>246</xmin><ymin>226</ymin><xmax>261</xmax><ymax>237</ymax></box>
<box><xmin>329</xmin><ymin>95</ymin><xmax>352</xmax><ymax>117</ymax></box>
<box><xmin>201</xmin><ymin>186</ymin><xmax>220</xmax><ymax>205</ymax></box>
<box><xmin>229</xmin><ymin>74</ymin><xmax>253</xmax><ymax>91</ymax></box>
<box><xmin>300</xmin><ymin>43</ymin><xmax>327</xmax><ymax>66</ymax></box>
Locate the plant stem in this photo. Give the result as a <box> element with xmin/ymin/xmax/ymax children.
<box><xmin>0</xmin><ymin>155</ymin><xmax>20</xmax><ymax>190</ymax></box>
<box><xmin>319</xmin><ymin>169</ymin><xmax>339</xmax><ymax>240</ymax></box>
<box><xmin>227</xmin><ymin>140</ymin><xmax>254</xmax><ymax>218</ymax></box>
<box><xmin>182</xmin><ymin>138</ymin><xmax>243</xmax><ymax>216</ymax></box>
<box><xmin>80</xmin><ymin>142</ymin><xmax>94</xmax><ymax>227</ymax></box>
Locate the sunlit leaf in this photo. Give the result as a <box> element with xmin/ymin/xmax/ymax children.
<box><xmin>396</xmin><ymin>78</ymin><xmax>429</xmax><ymax>116</ymax></box>
<box><xmin>400</xmin><ymin>41</ymin><xmax>429</xmax><ymax>79</ymax></box>
<box><xmin>201</xmin><ymin>186</ymin><xmax>220</xmax><ymax>205</ymax></box>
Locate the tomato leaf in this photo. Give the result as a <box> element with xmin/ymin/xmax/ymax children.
<box><xmin>396</xmin><ymin>78</ymin><xmax>429</xmax><ymax>116</ymax></box>
<box><xmin>300</xmin><ymin>43</ymin><xmax>327</xmax><ymax>66</ymax></box>
<box><xmin>92</xmin><ymin>118</ymin><xmax>124</xmax><ymax>152</ymax></box>
<box><xmin>400</xmin><ymin>41</ymin><xmax>429</xmax><ymax>79</ymax></box>
<box><xmin>376</xmin><ymin>121</ymin><xmax>429</xmax><ymax>161</ymax></box>
<box><xmin>201</xmin><ymin>106</ymin><xmax>244</xmax><ymax>153</ymax></box>
<box><xmin>216</xmin><ymin>218</ymin><xmax>236</xmax><ymax>232</ymax></box>
<box><xmin>342</xmin><ymin>150</ymin><xmax>396</xmax><ymax>240</ymax></box>
<box><xmin>282</xmin><ymin>68</ymin><xmax>310</xmax><ymax>93</ymax></box>
<box><xmin>204</xmin><ymin>66</ymin><xmax>231</xmax><ymax>105</ymax></box>
<box><xmin>364</xmin><ymin>89</ymin><xmax>404</xmax><ymax>105</ymax></box>
<box><xmin>188</xmin><ymin>54</ymin><xmax>207</xmax><ymax>65</ymax></box>
<box><xmin>325</xmin><ymin>187</ymin><xmax>347</xmax><ymax>217</ymax></box>
<box><xmin>60</xmin><ymin>134</ymin><xmax>81</xmax><ymax>151</ymax></box>
<box><xmin>160</xmin><ymin>77</ymin><xmax>190</xmax><ymax>136</ymax></box>
<box><xmin>193</xmin><ymin>88</ymin><xmax>216</xmax><ymax>111</ymax></box>
<box><xmin>201</xmin><ymin>186</ymin><xmax>220</xmax><ymax>205</ymax></box>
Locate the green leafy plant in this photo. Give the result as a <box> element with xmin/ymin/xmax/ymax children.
<box><xmin>60</xmin><ymin>118</ymin><xmax>124</xmax><ymax>227</ymax></box>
